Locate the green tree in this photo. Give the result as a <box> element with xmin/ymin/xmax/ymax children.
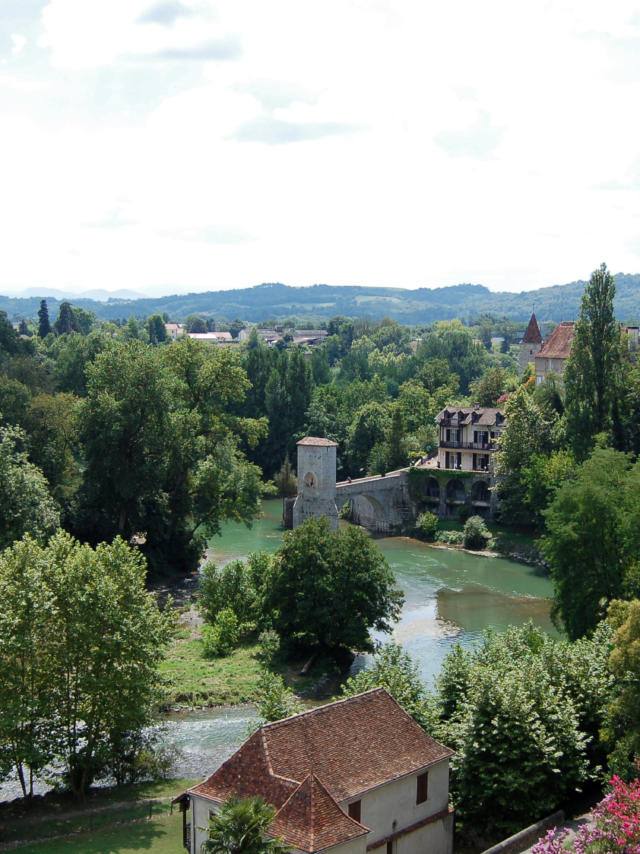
<box><xmin>273</xmin><ymin>455</ymin><xmax>297</xmax><ymax>497</ymax></box>
<box><xmin>346</xmin><ymin>401</ymin><xmax>390</xmax><ymax>475</ymax></box>
<box><xmin>604</xmin><ymin>599</ymin><xmax>640</xmax><ymax>777</ymax></box>
<box><xmin>24</xmin><ymin>392</ymin><xmax>80</xmax><ymax>508</ymax></box>
<box><xmin>0</xmin><ymin>424</ymin><xmax>59</xmax><ymax>550</ymax></box>
<box><xmin>185</xmin><ymin>314</ymin><xmax>207</xmax><ymax>333</ymax></box>
<box><xmin>343</xmin><ymin>643</ymin><xmax>436</xmax><ymax>730</ymax></box>
<box><xmin>202</xmin><ymin>796</ymin><xmax>290</xmax><ymax>854</ymax></box>
<box><xmin>437</xmin><ymin>624</ymin><xmax>605</xmax><ymax>839</ymax></box>
<box><xmin>54</xmin><ymin>301</ymin><xmax>79</xmax><ymax>335</ymax></box>
<box><xmin>417</xmin><ymin>320</ymin><xmax>487</xmax><ymax>394</ymax></box>
<box><xmin>469</xmin><ymin>366</ymin><xmax>510</xmax><ymax>406</ymax></box>
<box><xmin>542</xmin><ymin>447</ymin><xmax>632</xmax><ymax>640</ymax></box>
<box><xmin>230</xmin><ymin>318</ymin><xmax>245</xmax><ymax>339</ymax></box>
<box><xmin>0</xmin><ymin>533</ymin><xmax>170</xmax><ymax>799</ymax></box>
<box><xmin>564</xmin><ymin>263</ymin><xmax>624</xmax><ymax>460</ymax></box>
<box><xmin>77</xmin><ymin>338</ymin><xmax>265</xmax><ymax>575</ymax></box>
<box><xmin>145</xmin><ymin>313</ymin><xmax>167</xmax><ymax>345</ymax></box>
<box><xmin>37</xmin><ymin>299</ymin><xmax>51</xmax><ymax>339</ymax></box>
<box><xmin>255</xmin><ymin>668</ymin><xmax>301</xmax><ymax>723</ymax></box>
<box><xmin>268</xmin><ymin>518</ymin><xmax>403</xmax><ymax>657</ymax></box>
<box><xmin>494</xmin><ymin>386</ymin><xmax>560</xmax><ymax>527</ymax></box>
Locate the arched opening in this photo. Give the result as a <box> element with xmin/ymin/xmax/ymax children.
<box><xmin>350</xmin><ymin>494</ymin><xmax>390</xmax><ymax>533</ymax></box>
<box><xmin>446</xmin><ymin>478</ymin><xmax>466</xmax><ymax>503</ymax></box>
<box><xmin>303</xmin><ymin>471</ymin><xmax>317</xmax><ymax>489</ymax></box>
<box><xmin>425</xmin><ymin>477</ymin><xmax>440</xmax><ymax>502</ymax></box>
<box><xmin>471</xmin><ymin>480</ymin><xmax>489</xmax><ymax>503</ymax></box>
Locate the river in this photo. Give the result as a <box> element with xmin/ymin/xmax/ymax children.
<box><xmin>163</xmin><ymin>499</ymin><xmax>553</xmax><ymax>779</ymax></box>
<box><xmin>0</xmin><ymin>500</ymin><xmax>553</xmax><ymax>799</ymax></box>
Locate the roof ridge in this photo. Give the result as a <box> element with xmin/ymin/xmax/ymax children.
<box><xmin>262</xmin><ymin>687</ymin><xmax>387</xmax><ymax>731</ymax></box>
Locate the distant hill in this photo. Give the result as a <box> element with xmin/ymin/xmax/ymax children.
<box><xmin>2</xmin><ymin>275</ymin><xmax>640</xmax><ymax>326</ymax></box>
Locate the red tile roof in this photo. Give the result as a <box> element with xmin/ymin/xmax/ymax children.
<box><xmin>537</xmin><ymin>322</ymin><xmax>575</xmax><ymax>360</ymax></box>
<box><xmin>522</xmin><ymin>313</ymin><xmax>543</xmax><ymax>344</ymax></box>
<box><xmin>190</xmin><ymin>689</ymin><xmax>453</xmax><ymax>852</ymax></box>
<box><xmin>270</xmin><ymin>774</ymin><xmax>368</xmax><ymax>853</ymax></box>
<box><xmin>297</xmin><ymin>437</ymin><xmax>339</xmax><ymax>447</ymax></box>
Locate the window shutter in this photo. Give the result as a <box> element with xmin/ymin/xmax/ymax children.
<box><xmin>348</xmin><ymin>801</ymin><xmax>361</xmax><ymax>823</ymax></box>
<box><xmin>416</xmin><ymin>772</ymin><xmax>428</xmax><ymax>804</ymax></box>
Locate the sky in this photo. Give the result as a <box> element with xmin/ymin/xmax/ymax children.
<box><xmin>1</xmin><ymin>1</ymin><xmax>640</xmax><ymax>297</ymax></box>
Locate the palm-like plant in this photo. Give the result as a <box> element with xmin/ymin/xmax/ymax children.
<box><xmin>201</xmin><ymin>796</ymin><xmax>290</xmax><ymax>854</ymax></box>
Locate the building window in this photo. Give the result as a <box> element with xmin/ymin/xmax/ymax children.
<box><xmin>348</xmin><ymin>800</ymin><xmax>361</xmax><ymax>822</ymax></box>
<box><xmin>387</xmin><ymin>842</ymin><xmax>393</xmax><ymax>854</ymax></box>
<box><xmin>416</xmin><ymin>772</ymin><xmax>428</xmax><ymax>804</ymax></box>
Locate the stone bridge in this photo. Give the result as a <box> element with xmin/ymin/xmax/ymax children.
<box><xmin>290</xmin><ymin>437</ymin><xmax>415</xmax><ymax>534</ymax></box>
<box><xmin>335</xmin><ymin>470</ymin><xmax>414</xmax><ymax>534</ymax></box>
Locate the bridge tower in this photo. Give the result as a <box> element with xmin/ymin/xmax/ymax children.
<box><xmin>292</xmin><ymin>437</ymin><xmax>339</xmax><ymax>530</ymax></box>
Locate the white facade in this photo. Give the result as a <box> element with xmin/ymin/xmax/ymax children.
<box><xmin>189</xmin><ymin>761</ymin><xmax>452</xmax><ymax>854</ymax></box>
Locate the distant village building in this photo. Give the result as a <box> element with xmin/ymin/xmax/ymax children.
<box><xmin>435</xmin><ymin>406</ymin><xmax>506</xmax><ymax>473</ymax></box>
<box><xmin>187</xmin><ymin>331</ymin><xmax>233</xmax><ymax>343</ymax></box>
<box><xmin>534</xmin><ymin>322</ymin><xmax>575</xmax><ymax>385</ymax></box>
<box><xmin>175</xmin><ymin>688</ymin><xmax>454</xmax><ymax>854</ymax></box>
<box><xmin>165</xmin><ymin>322</ymin><xmax>185</xmax><ymax>340</ymax></box>
<box><xmin>518</xmin><ymin>313</ymin><xmax>543</xmax><ymax>376</ymax></box>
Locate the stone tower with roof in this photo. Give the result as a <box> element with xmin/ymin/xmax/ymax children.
<box><xmin>519</xmin><ymin>312</ymin><xmax>543</xmax><ymax>376</ymax></box>
<box><xmin>292</xmin><ymin>437</ymin><xmax>339</xmax><ymax>530</ymax></box>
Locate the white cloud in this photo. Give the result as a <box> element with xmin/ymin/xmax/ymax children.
<box><xmin>0</xmin><ymin>0</ymin><xmax>639</xmax><ymax>295</ymax></box>
<box><xmin>11</xmin><ymin>34</ymin><xmax>26</xmax><ymax>55</ymax></box>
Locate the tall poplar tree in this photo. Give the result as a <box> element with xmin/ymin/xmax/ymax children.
<box><xmin>37</xmin><ymin>299</ymin><xmax>51</xmax><ymax>338</ymax></box>
<box><xmin>564</xmin><ymin>263</ymin><xmax>623</xmax><ymax>460</ymax></box>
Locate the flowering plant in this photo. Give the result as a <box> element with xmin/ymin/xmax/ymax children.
<box><xmin>532</xmin><ymin>767</ymin><xmax>640</xmax><ymax>853</ymax></box>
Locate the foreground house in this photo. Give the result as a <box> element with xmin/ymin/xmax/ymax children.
<box><xmin>175</xmin><ymin>688</ymin><xmax>454</xmax><ymax>854</ymax></box>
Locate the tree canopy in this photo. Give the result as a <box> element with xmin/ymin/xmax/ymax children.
<box><xmin>268</xmin><ymin>517</ymin><xmax>403</xmax><ymax>656</ymax></box>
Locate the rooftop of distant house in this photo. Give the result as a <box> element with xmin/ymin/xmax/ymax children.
<box><xmin>435</xmin><ymin>406</ymin><xmax>506</xmax><ymax>427</ymax></box>
<box><xmin>536</xmin><ymin>321</ymin><xmax>575</xmax><ymax>360</ymax></box>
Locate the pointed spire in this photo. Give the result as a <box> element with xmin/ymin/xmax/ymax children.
<box><xmin>522</xmin><ymin>313</ymin><xmax>542</xmax><ymax>344</ymax></box>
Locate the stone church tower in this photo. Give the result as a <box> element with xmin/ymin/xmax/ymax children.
<box><xmin>292</xmin><ymin>437</ymin><xmax>339</xmax><ymax>530</ymax></box>
<box><xmin>518</xmin><ymin>313</ymin><xmax>543</xmax><ymax>376</ymax></box>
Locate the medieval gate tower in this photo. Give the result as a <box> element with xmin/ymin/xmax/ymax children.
<box><xmin>291</xmin><ymin>437</ymin><xmax>339</xmax><ymax>530</ymax></box>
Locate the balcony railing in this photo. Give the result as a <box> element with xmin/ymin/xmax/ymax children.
<box><xmin>440</xmin><ymin>440</ymin><xmax>497</xmax><ymax>451</ymax></box>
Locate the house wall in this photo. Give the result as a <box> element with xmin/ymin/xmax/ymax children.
<box><xmin>535</xmin><ymin>356</ymin><xmax>566</xmax><ymax>384</ymax></box>
<box><xmin>342</xmin><ymin>761</ymin><xmax>450</xmax><ymax>853</ymax></box>
<box><xmin>292</xmin><ymin>837</ymin><xmax>368</xmax><ymax>854</ymax></box>
<box><xmin>191</xmin><ymin>794</ymin><xmax>221</xmax><ymax>854</ymax></box>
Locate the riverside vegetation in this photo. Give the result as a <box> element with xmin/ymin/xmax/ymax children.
<box><xmin>2</xmin><ymin>265</ymin><xmax>640</xmax><ymax>848</ymax></box>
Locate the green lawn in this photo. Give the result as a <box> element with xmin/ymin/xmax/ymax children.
<box><xmin>0</xmin><ymin>780</ymin><xmax>198</xmax><ymax>853</ymax></box>
<box><xmin>14</xmin><ymin>808</ymin><xmax>185</xmax><ymax>854</ymax></box>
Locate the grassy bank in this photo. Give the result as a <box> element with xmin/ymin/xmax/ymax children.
<box><xmin>0</xmin><ymin>778</ymin><xmax>197</xmax><ymax>853</ymax></box>
<box><xmin>160</xmin><ymin>608</ymin><xmax>343</xmax><ymax>708</ymax></box>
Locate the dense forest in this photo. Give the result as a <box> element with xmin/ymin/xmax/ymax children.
<box><xmin>3</xmin><ymin>272</ymin><xmax>640</xmax><ymax>326</ymax></box>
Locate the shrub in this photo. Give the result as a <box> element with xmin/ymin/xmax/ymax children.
<box><xmin>463</xmin><ymin>515</ymin><xmax>491</xmax><ymax>550</ymax></box>
<box><xmin>202</xmin><ymin>608</ymin><xmax>239</xmax><ymax>658</ymax></box>
<box><xmin>414</xmin><ymin>511</ymin><xmax>438</xmax><ymax>541</ymax></box>
<box><xmin>256</xmin><ymin>629</ymin><xmax>280</xmax><ymax>665</ymax></box>
<box><xmin>199</xmin><ymin>560</ymin><xmax>256</xmax><ymax>625</ymax></box>
<box><xmin>255</xmin><ymin>668</ymin><xmax>301</xmax><ymax>722</ymax></box>
<box><xmin>435</xmin><ymin>530</ymin><xmax>464</xmax><ymax>545</ymax></box>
